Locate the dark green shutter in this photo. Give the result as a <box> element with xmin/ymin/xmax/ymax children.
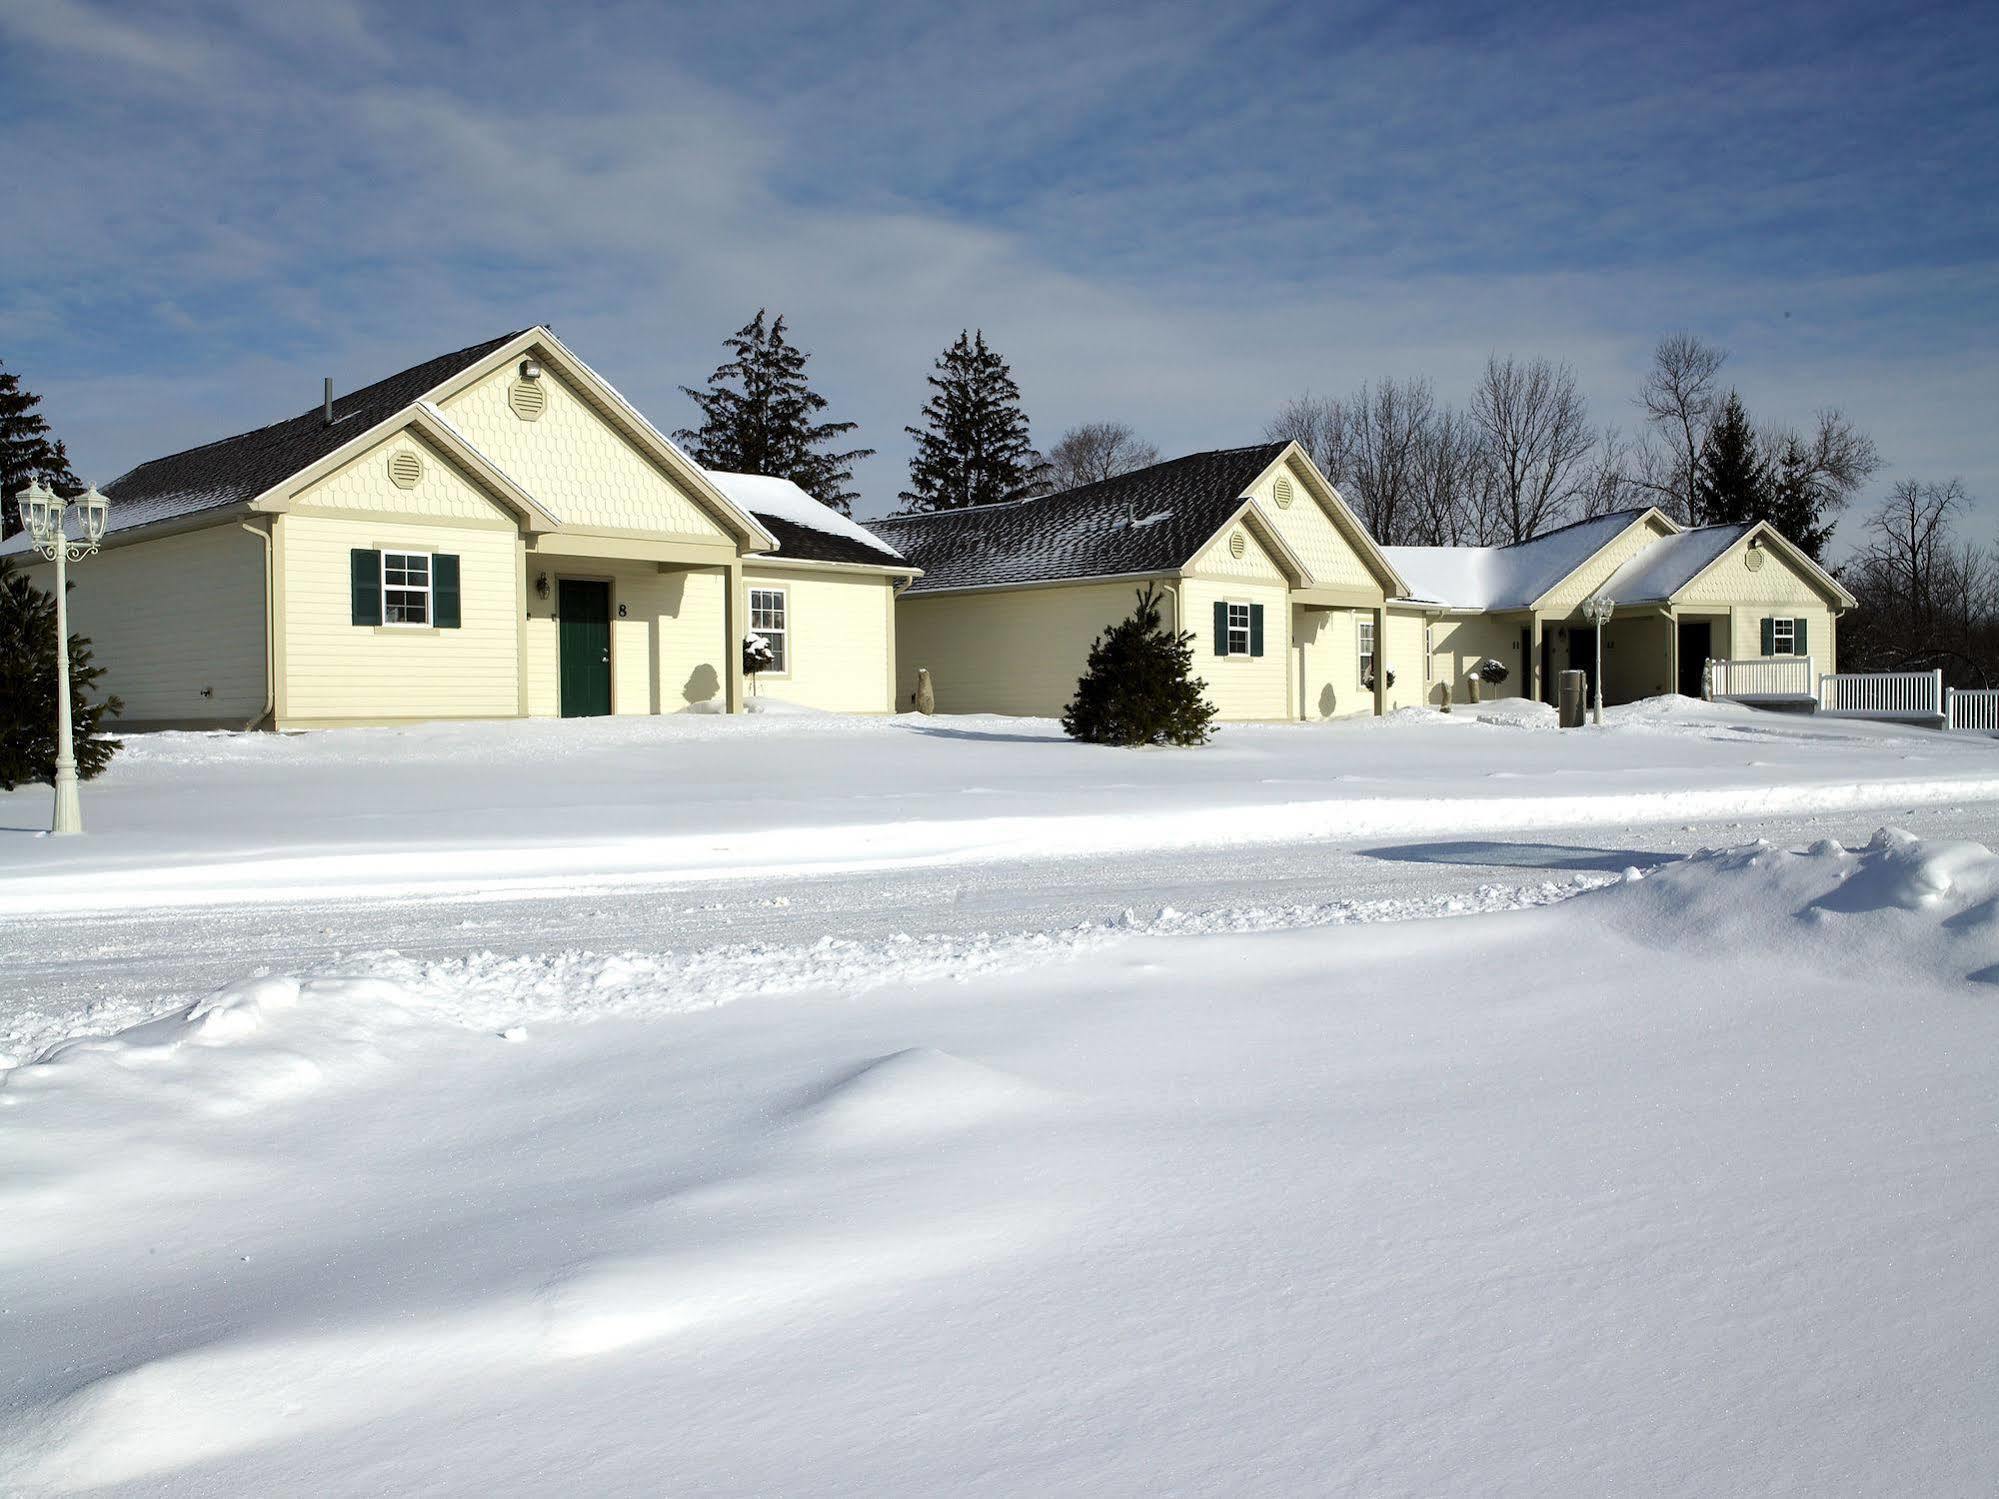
<box><xmin>1760</xmin><ymin>617</ymin><xmax>1774</xmax><ymax>655</ymax></box>
<box><xmin>1249</xmin><ymin>603</ymin><xmax>1265</xmax><ymax>657</ymax></box>
<box><xmin>1793</xmin><ymin>617</ymin><xmax>1807</xmax><ymax>656</ymax></box>
<box><xmin>433</xmin><ymin>553</ymin><xmax>461</xmax><ymax>628</ymax></box>
<box><xmin>350</xmin><ymin>548</ymin><xmax>381</xmax><ymax>626</ymax></box>
<box><xmin>1214</xmin><ymin>600</ymin><xmax>1229</xmax><ymax>656</ymax></box>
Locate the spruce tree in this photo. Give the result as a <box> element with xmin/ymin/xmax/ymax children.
<box><xmin>676</xmin><ymin>310</ymin><xmax>873</xmax><ymax>515</ymax></box>
<box><xmin>1691</xmin><ymin>391</ymin><xmax>1770</xmax><ymax>528</ymax></box>
<box><xmin>1061</xmin><ymin>584</ymin><xmax>1217</xmax><ymax>747</ymax></box>
<box><xmin>0</xmin><ymin>558</ymin><xmax>122</xmax><ymax>789</ymax></box>
<box><xmin>1</xmin><ymin>358</ymin><xmax>81</xmax><ymax>537</ymax></box>
<box><xmin>900</xmin><ymin>330</ymin><xmax>1051</xmax><ymax>511</ymax></box>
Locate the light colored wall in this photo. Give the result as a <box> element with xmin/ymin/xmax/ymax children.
<box><xmin>279</xmin><ymin>512</ymin><xmax>521</xmax><ymax>724</ymax></box>
<box><xmin>896</xmin><ymin>580</ymin><xmax>1159</xmax><ymax>718</ymax></box>
<box><xmin>1180</xmin><ymin>574</ymin><xmax>1290</xmax><ymax>721</ymax></box>
<box><xmin>1539</xmin><ymin>514</ymin><xmax>1677</xmax><ymax>616</ymax></box>
<box><xmin>287</xmin><ymin>429</ymin><xmax>514</xmax><ymax>525</ymax></box>
<box><xmin>28</xmin><ymin>522</ymin><xmax>268</xmax><ymax>727</ymax></box>
<box><xmin>1429</xmin><ymin>614</ymin><xmax>1529</xmax><ymax>701</ymax></box>
<box><xmin>1295</xmin><ymin>606</ymin><xmax>1357</xmax><ymax>719</ymax></box>
<box><xmin>523</xmin><ymin>558</ymin><xmax>729</xmax><ymax>716</ymax></box>
<box><xmin>1604</xmin><ymin>614</ymin><xmax>1672</xmax><ymax>702</ymax></box>
<box><xmin>1242</xmin><ymin>450</ymin><xmax>1384</xmax><ymax>594</ymax></box>
<box><xmin>1677</xmin><ymin>539</ymin><xmax>1839</xmax><ymax>675</ymax></box>
<box><xmin>439</xmin><ymin>362</ymin><xmax>732</xmax><ymax>542</ymax></box>
<box><xmin>742</xmin><ymin>565</ymin><xmax>896</xmax><ymax>714</ymax></box>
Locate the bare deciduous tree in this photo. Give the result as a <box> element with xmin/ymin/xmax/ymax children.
<box><xmin>1636</xmin><ymin>333</ymin><xmax>1727</xmax><ymax>522</ymax></box>
<box><xmin>1575</xmin><ymin>427</ymin><xmax>1642</xmax><ymax>520</ymax></box>
<box><xmin>1046</xmin><ymin>421</ymin><xmax>1161</xmax><ymax>492</ymax></box>
<box><xmin>1264</xmin><ymin>394</ymin><xmax>1346</xmax><ymax>480</ymax></box>
<box><xmin>1844</xmin><ymin>479</ymin><xmax>1999</xmax><ymax>682</ymax></box>
<box><xmin>1469</xmin><ymin>355</ymin><xmax>1596</xmax><ymax>542</ymax></box>
<box><xmin>1408</xmin><ymin>405</ymin><xmax>1491</xmax><ymax>545</ymax></box>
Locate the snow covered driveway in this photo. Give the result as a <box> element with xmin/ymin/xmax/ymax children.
<box><xmin>3</xmin><ymin>829</ymin><xmax>1996</xmax><ymax>1494</ymax></box>
<box><xmin>3</xmin><ymin>697</ymin><xmax>1998</xmax><ymax>914</ymax></box>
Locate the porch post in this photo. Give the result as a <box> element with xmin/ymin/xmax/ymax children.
<box><xmin>1666</xmin><ymin>608</ymin><xmax>1679</xmax><ymax>700</ymax></box>
<box><xmin>1528</xmin><ymin>614</ymin><xmax>1543</xmax><ymax>703</ymax></box>
<box><xmin>725</xmin><ymin>558</ymin><xmax>745</xmax><ymax>713</ymax></box>
<box><xmin>1372</xmin><ymin>605</ymin><xmax>1388</xmax><ymax>716</ymax></box>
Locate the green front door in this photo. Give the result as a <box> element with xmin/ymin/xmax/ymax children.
<box><xmin>558</xmin><ymin>579</ymin><xmax>612</xmax><ymax>717</ymax></box>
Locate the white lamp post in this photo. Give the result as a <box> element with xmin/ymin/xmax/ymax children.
<box><xmin>14</xmin><ymin>480</ymin><xmax>110</xmax><ymax>835</ymax></box>
<box><xmin>1581</xmin><ymin>592</ymin><xmax>1615</xmax><ymax>727</ymax></box>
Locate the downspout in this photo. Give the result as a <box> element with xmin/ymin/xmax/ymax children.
<box><xmin>239</xmin><ymin>518</ymin><xmax>276</xmax><ymax>730</ymax></box>
<box><xmin>1159</xmin><ymin>581</ymin><xmax>1179</xmax><ymax>639</ymax></box>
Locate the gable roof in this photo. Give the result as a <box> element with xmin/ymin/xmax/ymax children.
<box><xmin>872</xmin><ymin>443</ymin><xmax>1291</xmax><ymax>594</ymax></box>
<box><xmin>1595</xmin><ymin>522</ymin><xmax>1753</xmax><ymax>603</ymax></box>
<box><xmin>90</xmin><ymin>332</ymin><xmax>528</xmax><ymax>540</ymax></box>
<box><xmin>1384</xmin><ymin>509</ymin><xmax>1658</xmax><ymax>611</ymax></box>
<box><xmin>705</xmin><ymin>471</ymin><xmax>906</xmax><ymax>568</ymax></box>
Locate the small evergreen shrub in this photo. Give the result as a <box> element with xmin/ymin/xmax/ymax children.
<box><xmin>1062</xmin><ymin>584</ymin><xmax>1216</xmax><ymax>747</ymax></box>
<box><xmin>0</xmin><ymin>557</ymin><xmax>122</xmax><ymax>789</ymax></box>
<box><xmin>1476</xmin><ymin>658</ymin><xmax>1510</xmax><ymax>685</ymax></box>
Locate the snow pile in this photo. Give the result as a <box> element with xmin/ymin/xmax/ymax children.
<box><xmin>4</xmin><ymin>830</ymin><xmax>1999</xmax><ymax>1492</ymax></box>
<box><xmin>705</xmin><ymin>469</ymin><xmax>904</xmax><ymax>558</ymax></box>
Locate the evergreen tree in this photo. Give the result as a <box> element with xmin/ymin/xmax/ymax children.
<box><xmin>1</xmin><ymin>358</ymin><xmax>81</xmax><ymax>537</ymax></box>
<box><xmin>900</xmin><ymin>330</ymin><xmax>1050</xmax><ymax>511</ymax></box>
<box><xmin>1061</xmin><ymin>584</ymin><xmax>1217</xmax><ymax>747</ymax></box>
<box><xmin>676</xmin><ymin>310</ymin><xmax>873</xmax><ymax>515</ymax></box>
<box><xmin>1691</xmin><ymin>391</ymin><xmax>1770</xmax><ymax>528</ymax></box>
<box><xmin>0</xmin><ymin>557</ymin><xmax>122</xmax><ymax>789</ymax></box>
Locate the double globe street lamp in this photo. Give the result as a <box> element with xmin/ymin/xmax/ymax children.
<box><xmin>1580</xmin><ymin>591</ymin><xmax>1616</xmax><ymax>728</ymax></box>
<box><xmin>14</xmin><ymin>479</ymin><xmax>110</xmax><ymax>834</ymax></box>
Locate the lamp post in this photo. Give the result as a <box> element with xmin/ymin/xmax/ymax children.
<box><xmin>1581</xmin><ymin>592</ymin><xmax>1615</xmax><ymax>728</ymax></box>
<box><xmin>14</xmin><ymin>480</ymin><xmax>110</xmax><ymax>835</ymax></box>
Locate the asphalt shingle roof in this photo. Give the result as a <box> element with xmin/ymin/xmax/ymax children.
<box><xmin>871</xmin><ymin>443</ymin><xmax>1288</xmax><ymax>594</ymax></box>
<box><xmin>92</xmin><ymin>331</ymin><xmax>528</xmax><ymax>539</ymax></box>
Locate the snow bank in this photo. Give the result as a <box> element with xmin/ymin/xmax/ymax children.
<box><xmin>6</xmin><ymin>829</ymin><xmax>1999</xmax><ymax>1494</ymax></box>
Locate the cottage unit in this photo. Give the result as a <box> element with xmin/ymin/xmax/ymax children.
<box><xmin>874</xmin><ymin>442</ymin><xmax>1429</xmax><ymax>722</ymax></box>
<box><xmin>1386</xmin><ymin>509</ymin><xmax>1855</xmax><ymax>706</ymax></box>
<box><xmin>6</xmin><ymin>328</ymin><xmax>914</xmax><ymax>729</ymax></box>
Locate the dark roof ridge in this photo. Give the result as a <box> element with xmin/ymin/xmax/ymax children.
<box><xmin>879</xmin><ymin>441</ymin><xmax>1288</xmax><ymax>526</ymax></box>
<box><xmin>103</xmin><ymin>328</ymin><xmax>532</xmax><ymax>486</ymax></box>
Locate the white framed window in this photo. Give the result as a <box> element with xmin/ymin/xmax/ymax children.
<box><xmin>382</xmin><ymin>550</ymin><xmax>431</xmax><ymax>626</ymax></box>
<box><xmin>1358</xmin><ymin>617</ymin><xmax>1376</xmax><ymax>686</ymax></box>
<box><xmin>1424</xmin><ymin>623</ymin><xmax>1434</xmax><ymax>682</ymax></box>
<box><xmin>1226</xmin><ymin>601</ymin><xmax>1251</xmax><ymax>657</ymax></box>
<box><xmin>1771</xmin><ymin>617</ymin><xmax>1797</xmax><ymax>656</ymax></box>
<box><xmin>749</xmin><ymin>586</ymin><xmax>789</xmax><ymax>674</ymax></box>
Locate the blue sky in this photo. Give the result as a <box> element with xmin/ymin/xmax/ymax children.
<box><xmin>3</xmin><ymin>0</ymin><xmax>1994</xmax><ymax>544</ymax></box>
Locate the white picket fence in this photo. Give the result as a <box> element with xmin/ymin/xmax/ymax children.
<box><xmin>1707</xmin><ymin>655</ymin><xmax>1815</xmax><ymax>700</ymax></box>
<box><xmin>1946</xmin><ymin>687</ymin><xmax>1999</xmax><ymax>732</ymax></box>
<box><xmin>1817</xmin><ymin>669</ymin><xmax>1943</xmax><ymax>720</ymax></box>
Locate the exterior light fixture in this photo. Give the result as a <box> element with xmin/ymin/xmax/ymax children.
<box><xmin>14</xmin><ymin>481</ymin><xmax>111</xmax><ymax>834</ymax></box>
<box><xmin>520</xmin><ymin>358</ymin><xmax>543</xmax><ymax>381</ymax></box>
<box><xmin>1581</xmin><ymin>592</ymin><xmax>1615</xmax><ymax>727</ymax></box>
<box><xmin>535</xmin><ymin>571</ymin><xmax>550</xmax><ymax>599</ymax></box>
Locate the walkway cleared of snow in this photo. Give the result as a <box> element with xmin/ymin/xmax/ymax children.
<box><xmin>4</xmin><ymin>696</ymin><xmax>1997</xmax><ymax>915</ymax></box>
<box><xmin>3</xmin><ymin>828</ymin><xmax>1996</xmax><ymax>1494</ymax></box>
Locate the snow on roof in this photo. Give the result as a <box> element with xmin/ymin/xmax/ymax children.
<box><xmin>1597</xmin><ymin>523</ymin><xmax>1752</xmax><ymax>603</ymax></box>
<box><xmin>704</xmin><ymin>471</ymin><xmax>903</xmax><ymax>562</ymax></box>
<box><xmin>1384</xmin><ymin>510</ymin><xmax>1650</xmax><ymax>610</ymax></box>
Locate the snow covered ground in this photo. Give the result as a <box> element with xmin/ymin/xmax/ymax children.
<box><xmin>3</xmin><ymin>696</ymin><xmax>1997</xmax><ymax>914</ymax></box>
<box><xmin>4</xmin><ymin>827</ymin><xmax>1997</xmax><ymax>1494</ymax></box>
<box><xmin>4</xmin><ymin>702</ymin><xmax>1997</xmax><ymax>1493</ymax></box>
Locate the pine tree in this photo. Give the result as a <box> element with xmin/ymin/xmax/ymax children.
<box><xmin>1</xmin><ymin>358</ymin><xmax>81</xmax><ymax>537</ymax></box>
<box><xmin>0</xmin><ymin>557</ymin><xmax>122</xmax><ymax>789</ymax></box>
<box><xmin>1691</xmin><ymin>391</ymin><xmax>1770</xmax><ymax>528</ymax></box>
<box><xmin>675</xmin><ymin>311</ymin><xmax>873</xmax><ymax>515</ymax></box>
<box><xmin>1061</xmin><ymin>584</ymin><xmax>1217</xmax><ymax>747</ymax></box>
<box><xmin>900</xmin><ymin>330</ymin><xmax>1050</xmax><ymax>511</ymax></box>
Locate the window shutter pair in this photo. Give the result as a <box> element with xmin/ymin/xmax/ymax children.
<box><xmin>1210</xmin><ymin>601</ymin><xmax>1265</xmax><ymax>657</ymax></box>
<box><xmin>348</xmin><ymin>548</ymin><xmax>461</xmax><ymax>627</ymax></box>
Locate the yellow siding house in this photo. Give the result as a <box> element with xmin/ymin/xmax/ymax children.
<box><xmin>6</xmin><ymin>328</ymin><xmax>915</xmax><ymax>730</ymax></box>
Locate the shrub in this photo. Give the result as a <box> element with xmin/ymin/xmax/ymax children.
<box><xmin>0</xmin><ymin>557</ymin><xmax>122</xmax><ymax>789</ymax></box>
<box><xmin>1062</xmin><ymin>584</ymin><xmax>1217</xmax><ymax>747</ymax></box>
<box><xmin>1476</xmin><ymin>657</ymin><xmax>1510</xmax><ymax>685</ymax></box>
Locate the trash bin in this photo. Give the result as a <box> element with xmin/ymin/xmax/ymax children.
<box><xmin>1558</xmin><ymin>668</ymin><xmax>1587</xmax><ymax>728</ymax></box>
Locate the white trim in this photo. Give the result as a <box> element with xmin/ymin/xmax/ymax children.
<box><xmin>1358</xmin><ymin>615</ymin><xmax>1377</xmax><ymax>689</ymax></box>
<box><xmin>748</xmin><ymin>583</ymin><xmax>790</xmax><ymax>679</ymax></box>
<box><xmin>381</xmin><ymin>548</ymin><xmax>433</xmax><ymax>627</ymax></box>
<box><xmin>1224</xmin><ymin>599</ymin><xmax>1252</xmax><ymax>658</ymax></box>
<box><xmin>1771</xmin><ymin>616</ymin><xmax>1798</xmax><ymax>656</ymax></box>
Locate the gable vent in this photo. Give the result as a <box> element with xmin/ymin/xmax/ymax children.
<box><xmin>1229</xmin><ymin>529</ymin><xmax>1248</xmax><ymax>561</ymax></box>
<box><xmin>387</xmin><ymin>450</ymin><xmax>424</xmax><ymax>489</ymax></box>
<box><xmin>1274</xmin><ymin>475</ymin><xmax>1294</xmax><ymax>509</ymax></box>
<box><xmin>509</xmin><ymin>379</ymin><xmax>547</xmax><ymax>421</ymax></box>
